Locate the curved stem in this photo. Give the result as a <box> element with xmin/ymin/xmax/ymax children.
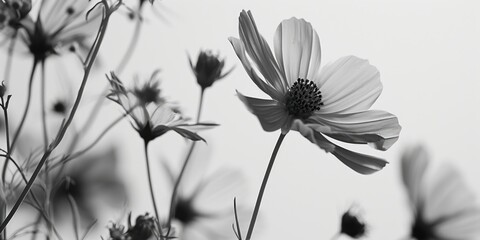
<box><xmin>165</xmin><ymin>89</ymin><xmax>205</xmax><ymax>235</ymax></box>
<box><xmin>2</xmin><ymin>58</ymin><xmax>38</xmax><ymax>184</ymax></box>
<box><xmin>143</xmin><ymin>141</ymin><xmax>164</xmax><ymax>239</ymax></box>
<box><xmin>52</xmin><ymin>110</ymin><xmax>129</xmax><ymax>169</ymax></box>
<box><xmin>115</xmin><ymin>6</ymin><xmax>143</xmax><ymax>74</ymax></box>
<box><xmin>0</xmin><ymin>2</ymin><xmax>118</xmax><ymax>233</ymax></box>
<box><xmin>245</xmin><ymin>133</ymin><xmax>286</xmax><ymax>240</ymax></box>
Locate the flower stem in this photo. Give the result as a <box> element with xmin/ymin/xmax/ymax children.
<box><xmin>165</xmin><ymin>89</ymin><xmax>205</xmax><ymax>235</ymax></box>
<box><xmin>2</xmin><ymin>58</ymin><xmax>38</xmax><ymax>183</ymax></box>
<box><xmin>245</xmin><ymin>133</ymin><xmax>286</xmax><ymax>240</ymax></box>
<box><xmin>143</xmin><ymin>141</ymin><xmax>164</xmax><ymax>240</ymax></box>
<box><xmin>3</xmin><ymin>31</ymin><xmax>17</xmax><ymax>87</ymax></box>
<box><xmin>40</xmin><ymin>60</ymin><xmax>48</xmax><ymax>151</ymax></box>
<box><xmin>0</xmin><ymin>1</ymin><xmax>120</xmax><ymax>233</ymax></box>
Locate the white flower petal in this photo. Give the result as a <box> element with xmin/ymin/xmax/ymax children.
<box><xmin>229</xmin><ymin>37</ymin><xmax>284</xmax><ymax>101</ymax></box>
<box><xmin>40</xmin><ymin>0</ymin><xmax>89</xmax><ymax>35</ymax></box>
<box><xmin>238</xmin><ymin>10</ymin><xmax>288</xmax><ymax>94</ymax></box>
<box><xmin>274</xmin><ymin>17</ymin><xmax>321</xmax><ymax>86</ymax></box>
<box><xmin>291</xmin><ymin>120</ymin><xmax>387</xmax><ymax>174</ymax></box>
<box><xmin>330</xmin><ymin>144</ymin><xmax>388</xmax><ymax>175</ymax></box>
<box><xmin>237</xmin><ymin>91</ymin><xmax>289</xmax><ymax>132</ymax></box>
<box><xmin>400</xmin><ymin>145</ymin><xmax>430</xmax><ymax>208</ymax></box>
<box><xmin>308</xmin><ymin>110</ymin><xmax>401</xmax><ymax>150</ymax></box>
<box><xmin>290</xmin><ymin>119</ymin><xmax>335</xmax><ymax>152</ymax></box>
<box><xmin>318</xmin><ymin>56</ymin><xmax>383</xmax><ymax>114</ymax></box>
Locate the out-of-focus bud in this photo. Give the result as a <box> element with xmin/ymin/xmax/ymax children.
<box><xmin>108</xmin><ymin>223</ymin><xmax>127</xmax><ymax>240</ymax></box>
<box><xmin>340</xmin><ymin>208</ymin><xmax>367</xmax><ymax>239</ymax></box>
<box><xmin>127</xmin><ymin>214</ymin><xmax>156</xmax><ymax>240</ymax></box>
<box><xmin>5</xmin><ymin>0</ymin><xmax>31</xmax><ymax>19</ymax></box>
<box><xmin>0</xmin><ymin>6</ymin><xmax>14</xmax><ymax>30</ymax></box>
<box><xmin>0</xmin><ymin>82</ymin><xmax>6</xmax><ymax>98</ymax></box>
<box><xmin>189</xmin><ymin>50</ymin><xmax>233</xmax><ymax>91</ymax></box>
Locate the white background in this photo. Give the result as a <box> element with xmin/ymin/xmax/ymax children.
<box><xmin>2</xmin><ymin>0</ymin><xmax>480</xmax><ymax>239</ymax></box>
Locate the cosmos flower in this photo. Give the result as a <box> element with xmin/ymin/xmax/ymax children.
<box><xmin>401</xmin><ymin>145</ymin><xmax>480</xmax><ymax>240</ymax></box>
<box><xmin>50</xmin><ymin>147</ymin><xmax>127</xmax><ymax>223</ymax></box>
<box><xmin>107</xmin><ymin>72</ymin><xmax>216</xmax><ymax>142</ymax></box>
<box><xmin>162</xmin><ymin>156</ymin><xmax>247</xmax><ymax>240</ymax></box>
<box><xmin>188</xmin><ymin>50</ymin><xmax>233</xmax><ymax>91</ymax></box>
<box><xmin>229</xmin><ymin>10</ymin><xmax>401</xmax><ymax>174</ymax></box>
<box><xmin>10</xmin><ymin>0</ymin><xmax>102</xmax><ymax>60</ymax></box>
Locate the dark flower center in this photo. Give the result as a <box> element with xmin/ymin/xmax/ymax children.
<box><xmin>52</xmin><ymin>100</ymin><xmax>67</xmax><ymax>114</ymax></box>
<box><xmin>174</xmin><ymin>198</ymin><xmax>199</xmax><ymax>225</ymax></box>
<box><xmin>341</xmin><ymin>210</ymin><xmax>366</xmax><ymax>239</ymax></box>
<box><xmin>285</xmin><ymin>78</ymin><xmax>323</xmax><ymax>119</ymax></box>
<box><xmin>411</xmin><ymin>214</ymin><xmax>435</xmax><ymax>240</ymax></box>
<box><xmin>133</xmin><ymin>82</ymin><xmax>162</xmax><ymax>105</ymax></box>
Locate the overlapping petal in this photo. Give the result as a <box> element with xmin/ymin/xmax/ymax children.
<box><xmin>237</xmin><ymin>91</ymin><xmax>289</xmax><ymax>132</ymax></box>
<box><xmin>291</xmin><ymin>120</ymin><xmax>387</xmax><ymax>174</ymax></box>
<box><xmin>307</xmin><ymin>110</ymin><xmax>401</xmax><ymax>151</ymax></box>
<box><xmin>274</xmin><ymin>17</ymin><xmax>321</xmax><ymax>86</ymax></box>
<box><xmin>237</xmin><ymin>10</ymin><xmax>288</xmax><ymax>94</ymax></box>
<box><xmin>318</xmin><ymin>56</ymin><xmax>383</xmax><ymax>114</ymax></box>
<box><xmin>229</xmin><ymin>37</ymin><xmax>284</xmax><ymax>101</ymax></box>
<box><xmin>400</xmin><ymin>146</ymin><xmax>429</xmax><ymax>207</ymax></box>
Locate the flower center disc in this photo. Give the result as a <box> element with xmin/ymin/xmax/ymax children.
<box><xmin>286</xmin><ymin>78</ymin><xmax>323</xmax><ymax>119</ymax></box>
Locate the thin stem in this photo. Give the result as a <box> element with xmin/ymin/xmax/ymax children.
<box><xmin>52</xmin><ymin>110</ymin><xmax>130</xmax><ymax>169</ymax></box>
<box><xmin>0</xmin><ymin>2</ymin><xmax>119</xmax><ymax>233</ymax></box>
<box><xmin>2</xmin><ymin>58</ymin><xmax>38</xmax><ymax>182</ymax></box>
<box><xmin>196</xmin><ymin>89</ymin><xmax>204</xmax><ymax>123</ymax></box>
<box><xmin>0</xmin><ymin>98</ymin><xmax>8</xmax><ymax>240</ymax></box>
<box><xmin>67</xmin><ymin>195</ymin><xmax>80</xmax><ymax>240</ymax></box>
<box><xmin>143</xmin><ymin>141</ymin><xmax>164</xmax><ymax>240</ymax></box>
<box><xmin>39</xmin><ymin>60</ymin><xmax>54</xmax><ymax>238</ymax></box>
<box><xmin>3</xmin><ymin>32</ymin><xmax>17</xmax><ymax>87</ymax></box>
<box><xmin>165</xmin><ymin>89</ymin><xmax>205</xmax><ymax>235</ymax></box>
<box><xmin>245</xmin><ymin>133</ymin><xmax>286</xmax><ymax>240</ymax></box>
<box><xmin>115</xmin><ymin>5</ymin><xmax>143</xmax><ymax>74</ymax></box>
<box><xmin>40</xmin><ymin>61</ymin><xmax>49</xmax><ymax>151</ymax></box>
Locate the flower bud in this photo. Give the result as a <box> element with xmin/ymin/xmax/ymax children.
<box><xmin>189</xmin><ymin>50</ymin><xmax>231</xmax><ymax>90</ymax></box>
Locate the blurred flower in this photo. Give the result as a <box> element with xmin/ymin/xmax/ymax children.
<box><xmin>51</xmin><ymin>99</ymin><xmax>68</xmax><ymax>115</ymax></box>
<box><xmin>229</xmin><ymin>10</ymin><xmax>401</xmax><ymax>174</ymax></box>
<box><xmin>163</xmin><ymin>157</ymin><xmax>247</xmax><ymax>240</ymax></box>
<box><xmin>0</xmin><ymin>0</ymin><xmax>31</xmax><ymax>31</ymax></box>
<box><xmin>49</xmin><ymin>147</ymin><xmax>127</xmax><ymax>222</ymax></box>
<box><xmin>340</xmin><ymin>207</ymin><xmax>367</xmax><ymax>239</ymax></box>
<box><xmin>401</xmin><ymin>145</ymin><xmax>480</xmax><ymax>240</ymax></box>
<box><xmin>8</xmin><ymin>0</ymin><xmax>102</xmax><ymax>60</ymax></box>
<box><xmin>107</xmin><ymin>72</ymin><xmax>216</xmax><ymax>142</ymax></box>
<box><xmin>189</xmin><ymin>50</ymin><xmax>233</xmax><ymax>91</ymax></box>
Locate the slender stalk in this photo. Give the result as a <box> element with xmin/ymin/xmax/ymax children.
<box><xmin>39</xmin><ymin>60</ymin><xmax>54</xmax><ymax>238</ymax></box>
<box><xmin>3</xmin><ymin>32</ymin><xmax>17</xmax><ymax>87</ymax></box>
<box><xmin>40</xmin><ymin>61</ymin><xmax>49</xmax><ymax>151</ymax></box>
<box><xmin>52</xmin><ymin>109</ymin><xmax>130</xmax><ymax>169</ymax></box>
<box><xmin>2</xmin><ymin>58</ymin><xmax>38</xmax><ymax>182</ymax></box>
<box><xmin>245</xmin><ymin>133</ymin><xmax>286</xmax><ymax>240</ymax></box>
<box><xmin>0</xmin><ymin>1</ymin><xmax>120</xmax><ymax>232</ymax></box>
<box><xmin>143</xmin><ymin>141</ymin><xmax>164</xmax><ymax>240</ymax></box>
<box><xmin>0</xmin><ymin>98</ymin><xmax>9</xmax><ymax>240</ymax></box>
<box><xmin>165</xmin><ymin>89</ymin><xmax>204</xmax><ymax>235</ymax></box>
<box><xmin>115</xmin><ymin>4</ymin><xmax>143</xmax><ymax>74</ymax></box>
